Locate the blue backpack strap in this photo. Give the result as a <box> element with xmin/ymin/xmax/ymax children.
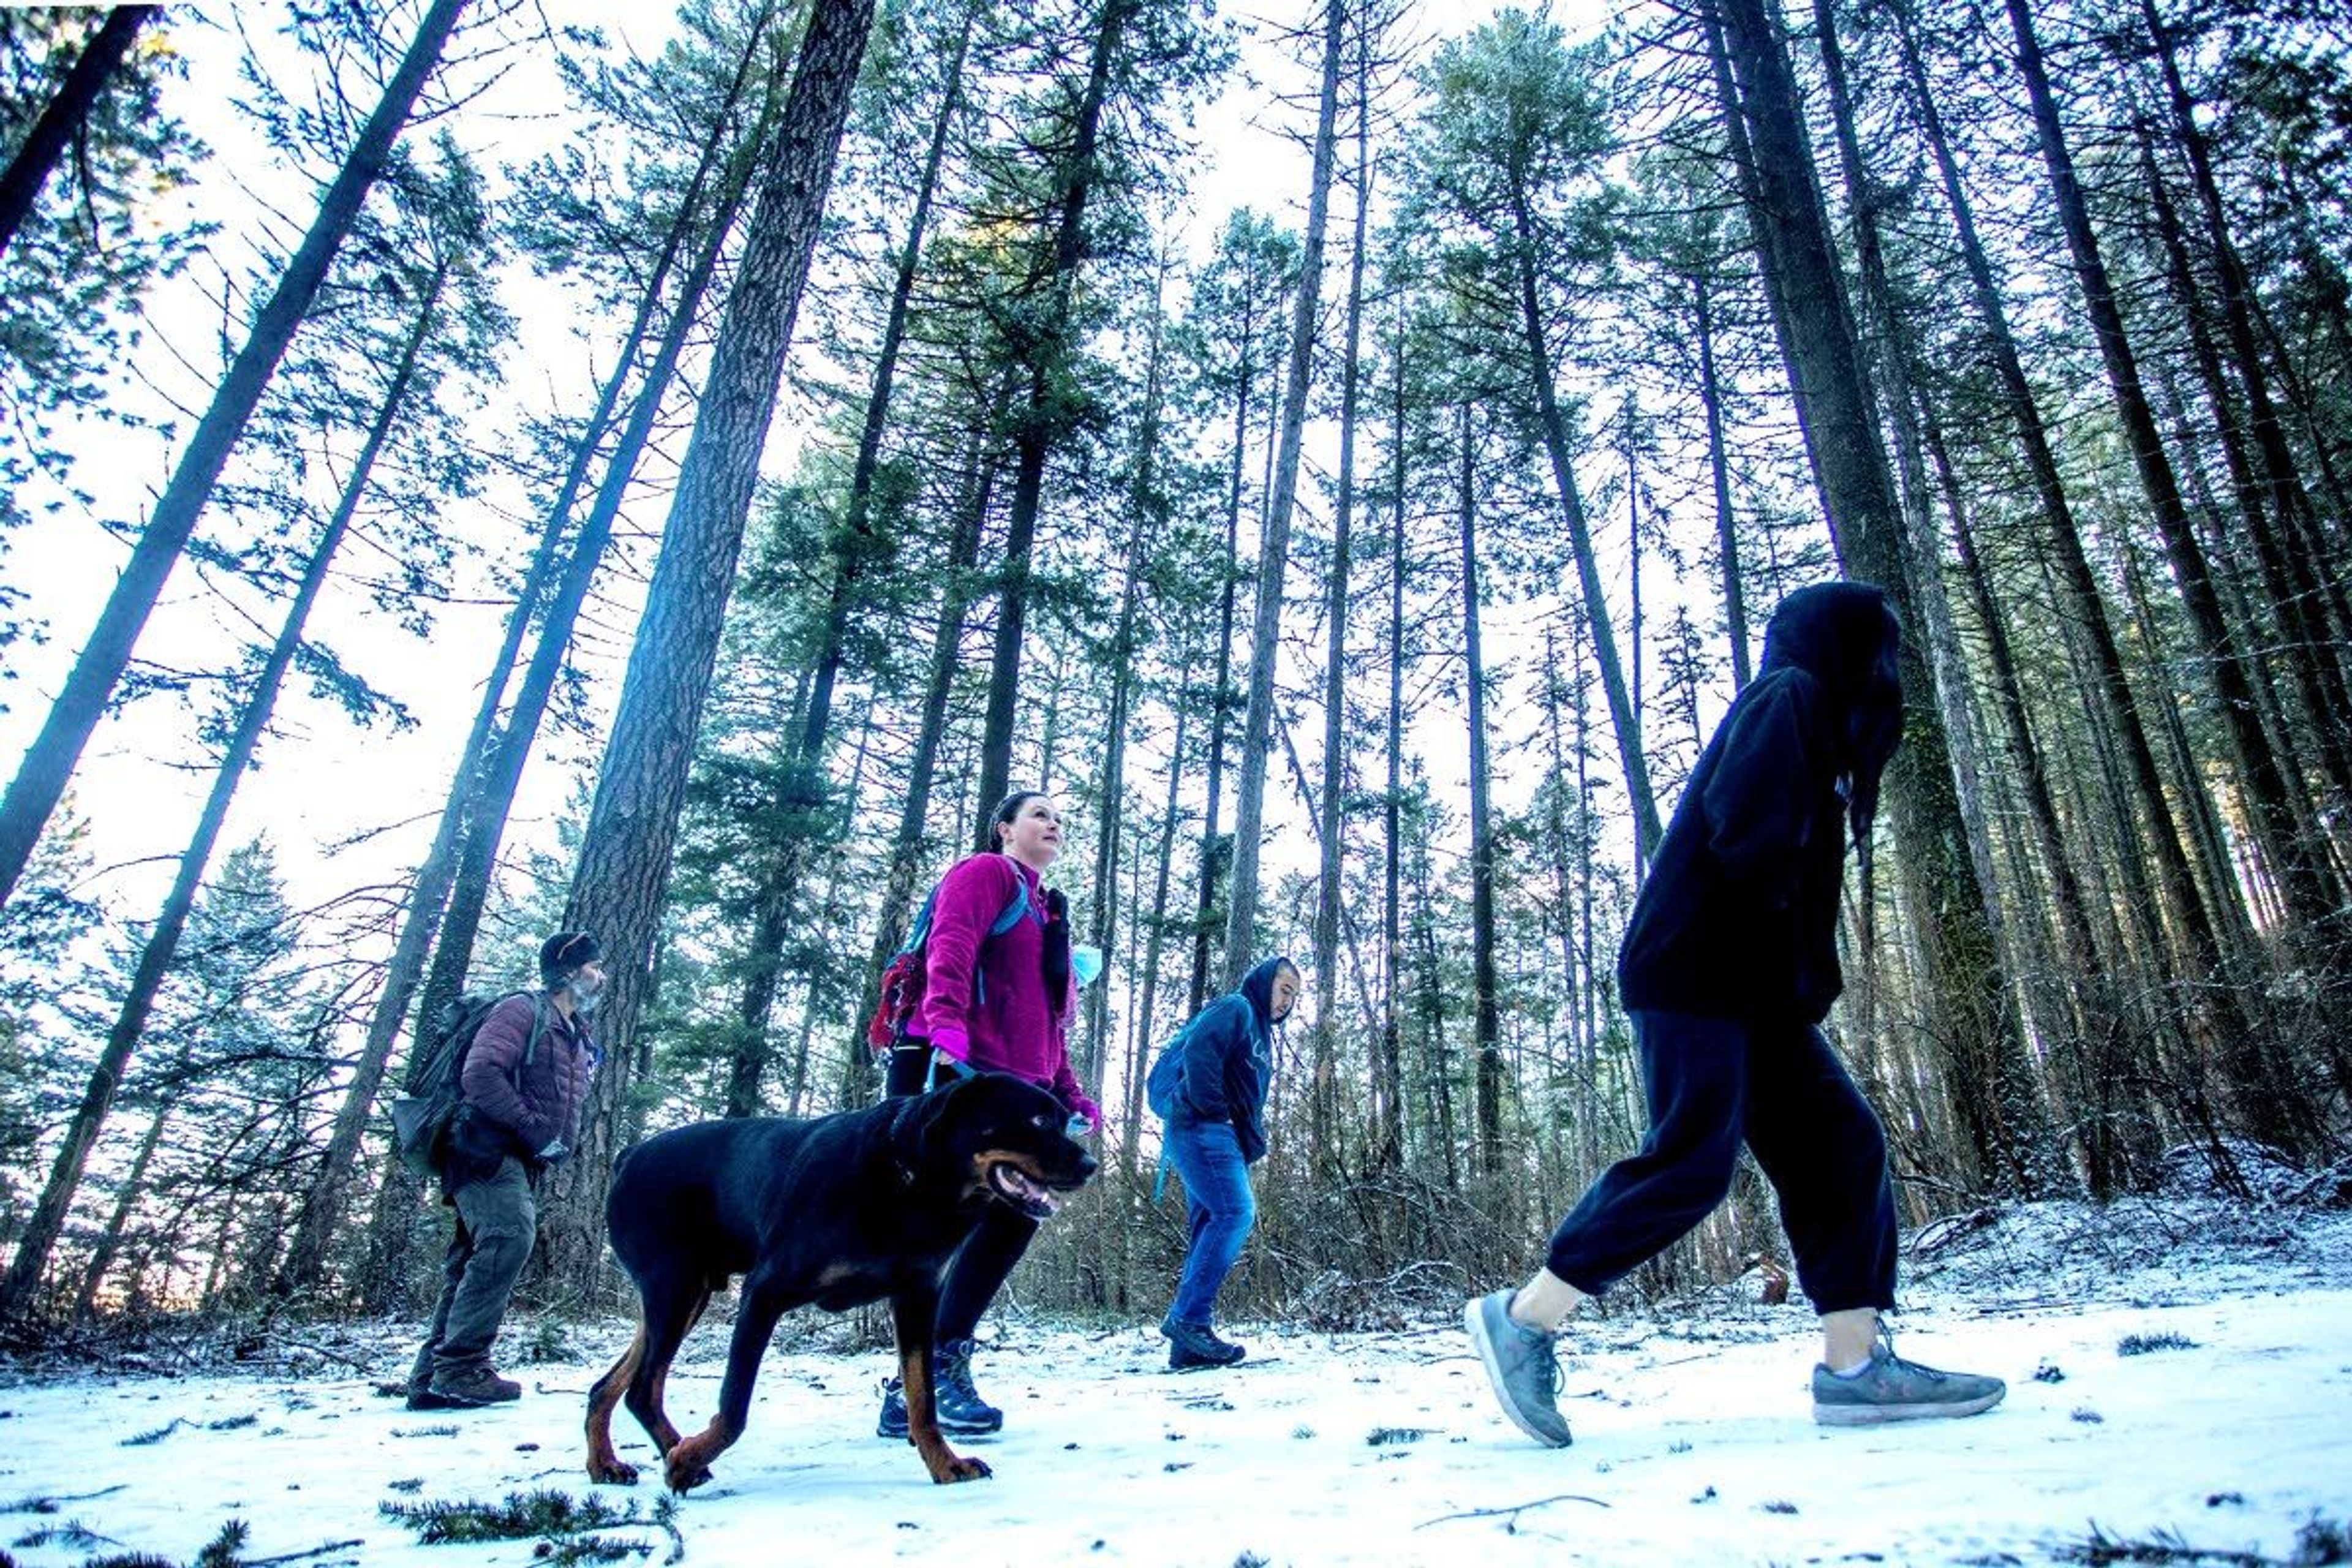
<box><xmin>971</xmin><ymin>876</ymin><xmax>1032</xmax><ymax>1007</ymax></box>
<box><xmin>988</xmin><ymin>876</ymin><xmax>1030</xmax><ymax>937</ymax></box>
<box><xmin>898</xmin><ymin>888</ymin><xmax>944</xmax><ymax>961</ymax></box>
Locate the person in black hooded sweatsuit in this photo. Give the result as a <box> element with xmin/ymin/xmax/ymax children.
<box><xmin>1463</xmin><ymin>582</ymin><xmax>2005</xmax><ymax>1447</ymax></box>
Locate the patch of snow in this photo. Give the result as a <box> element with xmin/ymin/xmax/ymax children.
<box><xmin>0</xmin><ymin>1199</ymin><xmax>2343</xmax><ymax>1566</ymax></box>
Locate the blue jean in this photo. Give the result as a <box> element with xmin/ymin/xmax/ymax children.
<box><xmin>1165</xmin><ymin>1118</ymin><xmax>1256</xmax><ymax>1325</ymax></box>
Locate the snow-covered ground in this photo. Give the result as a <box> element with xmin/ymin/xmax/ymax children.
<box><xmin>1</xmin><ymin>1197</ymin><xmax>2345</xmax><ymax>1567</ymax></box>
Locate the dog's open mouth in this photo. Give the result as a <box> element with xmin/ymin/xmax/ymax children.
<box><xmin>984</xmin><ymin>1160</ymin><xmax>1066</xmax><ymax>1219</ymax></box>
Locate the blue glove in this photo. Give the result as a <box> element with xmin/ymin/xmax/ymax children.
<box><xmin>537</xmin><ymin>1139</ymin><xmax>568</xmax><ymax>1161</ymax></box>
<box><xmin>1064</xmin><ymin>1114</ymin><xmax>1091</xmax><ymax>1140</ymax></box>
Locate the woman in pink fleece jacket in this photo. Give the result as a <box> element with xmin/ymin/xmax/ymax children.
<box><xmin>876</xmin><ymin>790</ymin><xmax>1099</xmax><ymax>1441</ymax></box>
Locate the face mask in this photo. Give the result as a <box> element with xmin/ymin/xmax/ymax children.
<box><xmin>570</xmin><ymin>971</ymin><xmax>606</xmax><ymax>1014</ymax></box>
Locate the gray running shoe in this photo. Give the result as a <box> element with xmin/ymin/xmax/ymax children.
<box><xmin>1812</xmin><ymin>1335</ymin><xmax>2005</xmax><ymax>1426</ymax></box>
<box><xmin>1464</xmin><ymin>1289</ymin><xmax>1572</xmax><ymax>1448</ymax></box>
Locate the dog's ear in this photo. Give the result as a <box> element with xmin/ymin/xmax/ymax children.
<box><xmin>891</xmin><ymin>1074</ymin><xmax>981</xmax><ymax>1171</ymax></box>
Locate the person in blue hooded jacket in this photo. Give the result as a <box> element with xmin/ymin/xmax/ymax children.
<box><xmin>1464</xmin><ymin>583</ymin><xmax>2006</xmax><ymax>1447</ymax></box>
<box><xmin>1149</xmin><ymin>956</ymin><xmax>1302</xmax><ymax>1369</ymax></box>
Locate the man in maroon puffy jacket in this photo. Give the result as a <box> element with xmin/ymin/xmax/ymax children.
<box><xmin>405</xmin><ymin>930</ymin><xmax>603</xmax><ymax>1410</ymax></box>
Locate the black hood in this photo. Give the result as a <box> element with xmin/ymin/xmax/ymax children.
<box><xmin>1240</xmin><ymin>956</ymin><xmax>1297</xmax><ymax>1034</ymax></box>
<box><xmin>1759</xmin><ymin>581</ymin><xmax>1903</xmax><ymax>851</ymax></box>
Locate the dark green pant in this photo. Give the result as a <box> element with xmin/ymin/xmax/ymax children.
<box><xmin>409</xmin><ymin>1155</ymin><xmax>535</xmax><ymax>1386</ymax></box>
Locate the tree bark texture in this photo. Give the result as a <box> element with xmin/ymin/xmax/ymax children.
<box><xmin>1223</xmin><ymin>0</ymin><xmax>1344</xmax><ymax>988</ymax></box>
<box><xmin>974</xmin><ymin>0</ymin><xmax>1134</xmax><ymax>834</ymax></box>
<box><xmin>1711</xmin><ymin>0</ymin><xmax>2052</xmax><ymax>1196</ymax></box>
<box><xmin>539</xmin><ymin>0</ymin><xmax>878</xmax><ymax>1291</ymax></box>
<box><xmin>0</xmin><ymin>5</ymin><xmax>158</xmax><ymax>261</ymax></box>
<box><xmin>274</xmin><ymin>18</ymin><xmax>772</xmax><ymax>1297</ymax></box>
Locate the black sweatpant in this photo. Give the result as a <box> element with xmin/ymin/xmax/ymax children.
<box><xmin>1545</xmin><ymin>1009</ymin><xmax>1897</xmax><ymax>1314</ymax></box>
<box><xmin>884</xmin><ymin>1042</ymin><xmax>1040</xmax><ymax>1343</ymax></box>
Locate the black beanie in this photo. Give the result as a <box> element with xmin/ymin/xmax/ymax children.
<box><xmin>540</xmin><ymin>930</ymin><xmax>600</xmax><ymax>986</ymax></box>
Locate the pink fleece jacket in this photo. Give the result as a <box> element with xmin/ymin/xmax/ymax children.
<box><xmin>917</xmin><ymin>852</ymin><xmax>1098</xmax><ymax>1125</ymax></box>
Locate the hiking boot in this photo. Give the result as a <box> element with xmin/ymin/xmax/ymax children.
<box><xmin>1464</xmin><ymin>1288</ymin><xmax>1572</xmax><ymax>1448</ymax></box>
<box><xmin>405</xmin><ymin>1379</ymin><xmax>462</xmax><ymax>1412</ymax></box>
<box><xmin>876</xmin><ymin>1376</ymin><xmax>909</xmax><ymax>1439</ymax></box>
<box><xmin>876</xmin><ymin>1366</ymin><xmax>1001</xmax><ymax>1440</ymax></box>
<box><xmin>427</xmin><ymin>1366</ymin><xmax>522</xmax><ymax>1408</ymax></box>
<box><xmin>934</xmin><ymin>1338</ymin><xmax>1004</xmax><ymax>1433</ymax></box>
<box><xmin>1812</xmin><ymin>1335</ymin><xmax>2006</xmax><ymax>1426</ymax></box>
<box><xmin>1161</xmin><ymin>1317</ymin><xmax>1246</xmax><ymax>1370</ymax></box>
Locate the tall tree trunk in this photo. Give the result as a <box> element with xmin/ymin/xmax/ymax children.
<box><xmin>1374</xmin><ymin>300</ymin><xmax>1408</xmax><ymax>1173</ymax></box>
<box><xmin>1458</xmin><ymin>404</ymin><xmax>1504</xmax><ymax>1179</ymax></box>
<box><xmin>0</xmin><ymin>265</ymin><xmax>442</xmax><ymax>1317</ymax></box>
<box><xmin>276</xmin><ymin>15</ymin><xmax>770</xmax><ymax>1298</ymax></box>
<box><xmin>2139</xmin><ymin>136</ymin><xmax>2348</xmax><ymax>928</ymax></box>
<box><xmin>1221</xmin><ymin>0</ymin><xmax>1346</xmax><ymax>987</ymax></box>
<box><xmin>0</xmin><ymin>0</ymin><xmax>468</xmax><ymax>912</ymax></box>
<box><xmin>1537</xmin><ymin>628</ymin><xmax>1586</xmax><ymax>1140</ymax></box>
<box><xmin>1121</xmin><ymin>641</ymin><xmax>1197</xmax><ymax>1187</ymax></box>
<box><xmin>1887</xmin><ymin>2</ymin><xmax>2246</xmax><ymax>1066</ymax></box>
<box><xmin>1311</xmin><ymin>25</ymin><xmax>1374</xmax><ymax>1181</ymax></box>
<box><xmin>0</xmin><ymin>4</ymin><xmax>158</xmax><ymax>260</ymax></box>
<box><xmin>2143</xmin><ymin>0</ymin><xmax>2352</xmax><ymax>816</ymax></box>
<box><xmin>1711</xmin><ymin>0</ymin><xmax>2049</xmax><ymax>1196</ymax></box>
<box><xmin>2005</xmin><ymin>0</ymin><xmax>2339</xmax><ymax>991</ymax></box>
<box><xmin>540</xmin><ymin>0</ymin><xmax>878</xmax><ymax>1292</ymax></box>
<box><xmin>1509</xmin><ymin>195</ymin><xmax>1662</xmax><ymax>862</ymax></box>
<box><xmin>2135</xmin><ymin>126</ymin><xmax>2352</xmax><ymax>858</ymax></box>
<box><xmin>848</xmin><ymin>398</ymin><xmax>1006</xmax><ymax>1102</ymax></box>
<box><xmin>1921</xmin><ymin>400</ymin><xmax>2158</xmax><ymax>1194</ymax></box>
<box><xmin>715</xmin><ymin>6</ymin><xmax>973</xmax><ymax>1100</ymax></box>
<box><xmin>1082</xmin><ymin>262</ymin><xmax>1172</xmax><ymax>1098</ymax></box>
<box><xmin>409</xmin><ymin>60</ymin><xmax>780</xmax><ymax>1068</ymax></box>
<box><xmin>1692</xmin><ymin>270</ymin><xmax>1752</xmax><ymax>689</ymax></box>
<box><xmin>721</xmin><ymin>15</ymin><xmax>968</xmax><ymax>1117</ymax></box>
<box><xmin>70</xmin><ymin>1096</ymin><xmax>169</xmax><ymax>1321</ymax></box>
<box><xmin>973</xmin><ymin>0</ymin><xmax>1134</xmax><ymax>831</ymax></box>
<box><xmin>1188</xmin><ymin>366</ymin><xmax>1250</xmax><ymax>1015</ymax></box>
<box><xmin>1812</xmin><ymin>0</ymin><xmax>1997</xmax><ymax>913</ymax></box>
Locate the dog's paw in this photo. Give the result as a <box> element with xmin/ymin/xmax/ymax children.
<box><xmin>930</xmin><ymin>1454</ymin><xmax>993</xmax><ymax>1484</ymax></box>
<box><xmin>662</xmin><ymin>1427</ymin><xmax>729</xmax><ymax>1493</ymax></box>
<box><xmin>587</xmin><ymin>1458</ymin><xmax>639</xmax><ymax>1486</ymax></box>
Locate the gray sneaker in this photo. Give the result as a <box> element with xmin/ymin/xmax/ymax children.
<box><xmin>1812</xmin><ymin>1336</ymin><xmax>2005</xmax><ymax>1425</ymax></box>
<box><xmin>1464</xmin><ymin>1289</ymin><xmax>1572</xmax><ymax>1448</ymax></box>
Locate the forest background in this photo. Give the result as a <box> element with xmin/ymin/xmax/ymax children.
<box><xmin>0</xmin><ymin>0</ymin><xmax>2345</xmax><ymax>1338</ymax></box>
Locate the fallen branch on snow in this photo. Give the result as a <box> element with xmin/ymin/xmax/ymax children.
<box><xmin>1417</xmin><ymin>1492</ymin><xmax>1611</xmax><ymax>1532</ymax></box>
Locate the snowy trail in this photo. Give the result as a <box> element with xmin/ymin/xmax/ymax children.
<box><xmin>1</xmin><ymin>1207</ymin><xmax>2345</xmax><ymax>1566</ymax></box>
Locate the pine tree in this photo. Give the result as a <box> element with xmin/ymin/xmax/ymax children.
<box><xmin>0</xmin><ymin>0</ymin><xmax>472</xmax><ymax>915</ymax></box>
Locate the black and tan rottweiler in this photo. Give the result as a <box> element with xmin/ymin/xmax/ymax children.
<box><xmin>584</xmin><ymin>1072</ymin><xmax>1096</xmax><ymax>1490</ymax></box>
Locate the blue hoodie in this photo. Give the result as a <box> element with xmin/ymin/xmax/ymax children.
<box><xmin>1148</xmin><ymin>957</ymin><xmax>1291</xmax><ymax>1164</ymax></box>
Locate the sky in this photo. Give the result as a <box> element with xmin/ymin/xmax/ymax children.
<box><xmin>1</xmin><ymin>0</ymin><xmax>1660</xmax><ymax>1020</ymax></box>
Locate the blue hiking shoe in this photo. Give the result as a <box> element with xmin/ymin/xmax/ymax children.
<box><xmin>1464</xmin><ymin>1289</ymin><xmax>1572</xmax><ymax>1448</ymax></box>
<box><xmin>1161</xmin><ymin>1316</ymin><xmax>1247</xmax><ymax>1370</ymax></box>
<box><xmin>1813</xmin><ymin>1334</ymin><xmax>2006</xmax><ymax>1425</ymax></box>
<box><xmin>876</xmin><ymin>1349</ymin><xmax>1003</xmax><ymax>1439</ymax></box>
<box><xmin>934</xmin><ymin>1338</ymin><xmax>1004</xmax><ymax>1433</ymax></box>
